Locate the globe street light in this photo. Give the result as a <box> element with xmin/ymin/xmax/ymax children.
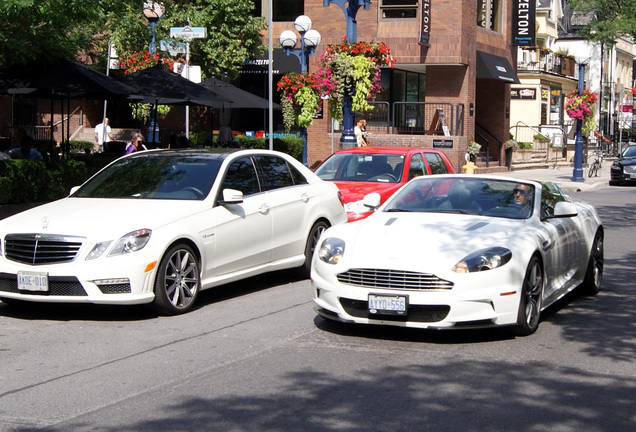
<box><xmin>143</xmin><ymin>1</ymin><xmax>165</xmax><ymax>54</ymax></box>
<box><xmin>323</xmin><ymin>0</ymin><xmax>371</xmax><ymax>149</ymax></box>
<box><xmin>280</xmin><ymin>15</ymin><xmax>321</xmax><ymax>165</ymax></box>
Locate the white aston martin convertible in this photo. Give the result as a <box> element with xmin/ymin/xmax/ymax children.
<box><xmin>312</xmin><ymin>175</ymin><xmax>604</xmax><ymax>335</ymax></box>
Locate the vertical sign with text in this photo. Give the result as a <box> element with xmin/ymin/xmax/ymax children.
<box><xmin>512</xmin><ymin>0</ymin><xmax>536</xmax><ymax>46</ymax></box>
<box><xmin>420</xmin><ymin>0</ymin><xmax>432</xmax><ymax>46</ymax></box>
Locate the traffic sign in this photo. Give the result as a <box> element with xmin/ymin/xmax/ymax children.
<box><xmin>170</xmin><ymin>26</ymin><xmax>207</xmax><ymax>40</ymax></box>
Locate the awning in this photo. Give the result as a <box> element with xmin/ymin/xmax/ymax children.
<box><xmin>476</xmin><ymin>51</ymin><xmax>520</xmax><ymax>84</ymax></box>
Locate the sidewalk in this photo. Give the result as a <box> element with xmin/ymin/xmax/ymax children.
<box><xmin>495</xmin><ymin>164</ymin><xmax>610</xmax><ymax>193</ymax></box>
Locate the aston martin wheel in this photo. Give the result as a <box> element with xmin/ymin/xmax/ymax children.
<box><xmin>513</xmin><ymin>256</ymin><xmax>544</xmax><ymax>336</ymax></box>
<box><xmin>151</xmin><ymin>243</ymin><xmax>200</xmax><ymax>315</ymax></box>
<box><xmin>299</xmin><ymin>220</ymin><xmax>329</xmax><ymax>277</ymax></box>
<box><xmin>582</xmin><ymin>230</ymin><xmax>603</xmax><ymax>296</ymax></box>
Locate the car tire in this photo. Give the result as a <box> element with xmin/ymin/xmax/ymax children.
<box><xmin>151</xmin><ymin>243</ymin><xmax>200</xmax><ymax>315</ymax></box>
<box><xmin>512</xmin><ymin>256</ymin><xmax>544</xmax><ymax>336</ymax></box>
<box><xmin>298</xmin><ymin>220</ymin><xmax>329</xmax><ymax>278</ymax></box>
<box><xmin>581</xmin><ymin>230</ymin><xmax>603</xmax><ymax>296</ymax></box>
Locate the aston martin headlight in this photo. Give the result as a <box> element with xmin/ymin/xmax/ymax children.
<box><xmin>452</xmin><ymin>247</ymin><xmax>512</xmax><ymax>273</ymax></box>
<box><xmin>108</xmin><ymin>229</ymin><xmax>152</xmax><ymax>257</ymax></box>
<box><xmin>318</xmin><ymin>237</ymin><xmax>345</xmax><ymax>264</ymax></box>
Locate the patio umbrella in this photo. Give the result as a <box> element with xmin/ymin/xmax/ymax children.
<box><xmin>115</xmin><ymin>65</ymin><xmax>231</xmax><ymax>107</ymax></box>
<box><xmin>199</xmin><ymin>76</ymin><xmax>278</xmax><ymax>109</ymax></box>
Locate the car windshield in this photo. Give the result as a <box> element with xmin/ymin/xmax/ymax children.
<box><xmin>622</xmin><ymin>146</ymin><xmax>636</xmax><ymax>158</ymax></box>
<box><xmin>315</xmin><ymin>153</ymin><xmax>405</xmax><ymax>183</ymax></box>
<box><xmin>384</xmin><ymin>177</ymin><xmax>535</xmax><ymax>219</ymax></box>
<box><xmin>72</xmin><ymin>153</ymin><xmax>222</xmax><ymax>200</ymax></box>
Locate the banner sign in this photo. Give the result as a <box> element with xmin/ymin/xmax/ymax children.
<box><xmin>512</xmin><ymin>0</ymin><xmax>536</xmax><ymax>46</ymax></box>
<box><xmin>419</xmin><ymin>0</ymin><xmax>432</xmax><ymax>46</ymax></box>
<box><xmin>511</xmin><ymin>88</ymin><xmax>536</xmax><ymax>99</ymax></box>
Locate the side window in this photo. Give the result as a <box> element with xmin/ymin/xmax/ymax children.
<box><xmin>220</xmin><ymin>157</ymin><xmax>260</xmax><ymax>197</ymax></box>
<box><xmin>254</xmin><ymin>156</ymin><xmax>295</xmax><ymax>191</ymax></box>
<box><xmin>408</xmin><ymin>153</ymin><xmax>426</xmax><ymax>180</ymax></box>
<box><xmin>289</xmin><ymin>163</ymin><xmax>309</xmax><ymax>186</ymax></box>
<box><xmin>424</xmin><ymin>153</ymin><xmax>448</xmax><ymax>174</ymax></box>
<box><xmin>541</xmin><ymin>182</ymin><xmax>567</xmax><ymax>219</ymax></box>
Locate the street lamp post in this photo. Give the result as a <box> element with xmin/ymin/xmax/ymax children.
<box><xmin>143</xmin><ymin>1</ymin><xmax>165</xmax><ymax>54</ymax></box>
<box><xmin>280</xmin><ymin>15</ymin><xmax>321</xmax><ymax>166</ymax></box>
<box><xmin>323</xmin><ymin>0</ymin><xmax>371</xmax><ymax>149</ymax></box>
<box><xmin>143</xmin><ymin>1</ymin><xmax>165</xmax><ymax>145</ymax></box>
<box><xmin>572</xmin><ymin>62</ymin><xmax>586</xmax><ymax>182</ymax></box>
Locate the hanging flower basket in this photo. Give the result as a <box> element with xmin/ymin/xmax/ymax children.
<box><xmin>565</xmin><ymin>88</ymin><xmax>598</xmax><ymax>134</ymax></box>
<box><xmin>120</xmin><ymin>51</ymin><xmax>183</xmax><ymax>74</ymax></box>
<box><xmin>277</xmin><ymin>40</ymin><xmax>396</xmax><ymax>130</ymax></box>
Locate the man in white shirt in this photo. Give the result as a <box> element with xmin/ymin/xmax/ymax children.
<box><xmin>94</xmin><ymin>118</ymin><xmax>114</xmax><ymax>153</ymax></box>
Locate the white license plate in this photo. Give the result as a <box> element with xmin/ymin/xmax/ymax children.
<box><xmin>368</xmin><ymin>294</ymin><xmax>407</xmax><ymax>315</ymax></box>
<box><xmin>17</xmin><ymin>271</ymin><xmax>49</xmax><ymax>292</ymax></box>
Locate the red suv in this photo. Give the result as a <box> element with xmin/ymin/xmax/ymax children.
<box><xmin>314</xmin><ymin>146</ymin><xmax>456</xmax><ymax>222</ymax></box>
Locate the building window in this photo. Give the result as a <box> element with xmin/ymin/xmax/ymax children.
<box><xmin>273</xmin><ymin>0</ymin><xmax>304</xmax><ymax>22</ymax></box>
<box><xmin>250</xmin><ymin>0</ymin><xmax>262</xmax><ymax>17</ymax></box>
<box><xmin>477</xmin><ymin>0</ymin><xmax>503</xmax><ymax>32</ymax></box>
<box><xmin>380</xmin><ymin>0</ymin><xmax>418</xmax><ymax>19</ymax></box>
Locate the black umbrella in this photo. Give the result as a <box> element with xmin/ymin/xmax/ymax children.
<box><xmin>199</xmin><ymin>76</ymin><xmax>278</xmax><ymax>109</ymax></box>
<box><xmin>0</xmin><ymin>59</ymin><xmax>138</xmax><ymax>98</ymax></box>
<box><xmin>115</xmin><ymin>65</ymin><xmax>231</xmax><ymax>107</ymax></box>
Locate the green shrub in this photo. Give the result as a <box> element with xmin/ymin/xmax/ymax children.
<box><xmin>234</xmin><ymin>136</ymin><xmax>304</xmax><ymax>161</ymax></box>
<box><xmin>189</xmin><ymin>131</ymin><xmax>213</xmax><ymax>147</ymax></box>
<box><xmin>533</xmin><ymin>133</ymin><xmax>549</xmax><ymax>141</ymax></box>
<box><xmin>69</xmin><ymin>140</ymin><xmax>94</xmax><ymax>152</ymax></box>
<box><xmin>518</xmin><ymin>142</ymin><xmax>533</xmax><ymax>149</ymax></box>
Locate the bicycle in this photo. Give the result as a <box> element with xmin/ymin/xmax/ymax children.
<box><xmin>588</xmin><ymin>150</ymin><xmax>603</xmax><ymax>177</ymax></box>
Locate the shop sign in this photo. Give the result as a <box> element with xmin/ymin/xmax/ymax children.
<box><xmin>419</xmin><ymin>0</ymin><xmax>432</xmax><ymax>46</ymax></box>
<box><xmin>512</xmin><ymin>0</ymin><xmax>536</xmax><ymax>46</ymax></box>
<box><xmin>511</xmin><ymin>88</ymin><xmax>536</xmax><ymax>99</ymax></box>
<box><xmin>433</xmin><ymin>139</ymin><xmax>453</xmax><ymax>149</ymax></box>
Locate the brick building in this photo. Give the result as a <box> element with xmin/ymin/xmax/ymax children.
<box><xmin>261</xmin><ymin>0</ymin><xmax>520</xmax><ymax>171</ymax></box>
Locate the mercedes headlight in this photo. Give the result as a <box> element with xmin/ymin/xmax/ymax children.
<box><xmin>453</xmin><ymin>247</ymin><xmax>512</xmax><ymax>273</ymax></box>
<box><xmin>344</xmin><ymin>200</ymin><xmax>370</xmax><ymax>214</ymax></box>
<box><xmin>108</xmin><ymin>229</ymin><xmax>152</xmax><ymax>257</ymax></box>
<box><xmin>318</xmin><ymin>237</ymin><xmax>345</xmax><ymax>265</ymax></box>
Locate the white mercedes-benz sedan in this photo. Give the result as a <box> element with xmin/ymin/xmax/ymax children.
<box><xmin>0</xmin><ymin>149</ymin><xmax>346</xmax><ymax>314</ymax></box>
<box><xmin>312</xmin><ymin>175</ymin><xmax>603</xmax><ymax>335</ymax></box>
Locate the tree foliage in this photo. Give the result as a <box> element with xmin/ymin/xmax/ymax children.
<box><xmin>568</xmin><ymin>0</ymin><xmax>636</xmax><ymax>45</ymax></box>
<box><xmin>0</xmin><ymin>0</ymin><xmax>266</xmax><ymax>78</ymax></box>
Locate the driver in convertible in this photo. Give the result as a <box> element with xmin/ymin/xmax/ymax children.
<box><xmin>512</xmin><ymin>183</ymin><xmax>533</xmax><ymax>216</ymax></box>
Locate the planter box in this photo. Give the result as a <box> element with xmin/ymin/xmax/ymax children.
<box><xmin>514</xmin><ymin>149</ymin><xmax>533</xmax><ymax>162</ymax></box>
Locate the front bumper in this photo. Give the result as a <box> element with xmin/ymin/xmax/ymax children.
<box><xmin>0</xmin><ymin>255</ymin><xmax>158</xmax><ymax>305</ymax></box>
<box><xmin>312</xmin><ymin>265</ymin><xmax>522</xmax><ymax>330</ymax></box>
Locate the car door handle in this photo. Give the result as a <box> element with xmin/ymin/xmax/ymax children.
<box><xmin>259</xmin><ymin>204</ymin><xmax>270</xmax><ymax>214</ymax></box>
<box><xmin>300</xmin><ymin>193</ymin><xmax>310</xmax><ymax>203</ymax></box>
<box><xmin>542</xmin><ymin>240</ymin><xmax>554</xmax><ymax>252</ymax></box>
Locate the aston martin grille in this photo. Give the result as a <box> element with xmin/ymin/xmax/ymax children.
<box><xmin>4</xmin><ymin>234</ymin><xmax>84</xmax><ymax>265</ymax></box>
<box><xmin>337</xmin><ymin>268</ymin><xmax>454</xmax><ymax>290</ymax></box>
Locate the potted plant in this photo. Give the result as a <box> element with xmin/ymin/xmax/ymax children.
<box><xmin>504</xmin><ymin>139</ymin><xmax>518</xmax><ymax>170</ymax></box>
<box><xmin>516</xmin><ymin>142</ymin><xmax>533</xmax><ymax>161</ymax></box>
<box><xmin>467</xmin><ymin>141</ymin><xmax>481</xmax><ymax>162</ymax></box>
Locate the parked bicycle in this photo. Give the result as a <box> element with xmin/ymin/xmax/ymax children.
<box><xmin>588</xmin><ymin>150</ymin><xmax>604</xmax><ymax>177</ymax></box>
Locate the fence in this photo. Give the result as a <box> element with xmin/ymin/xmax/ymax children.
<box><xmin>351</xmin><ymin>102</ymin><xmax>464</xmax><ymax>136</ymax></box>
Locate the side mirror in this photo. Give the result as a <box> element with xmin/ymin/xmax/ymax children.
<box><xmin>553</xmin><ymin>201</ymin><xmax>578</xmax><ymax>217</ymax></box>
<box><xmin>363</xmin><ymin>192</ymin><xmax>381</xmax><ymax>210</ymax></box>
<box><xmin>219</xmin><ymin>188</ymin><xmax>244</xmax><ymax>204</ymax></box>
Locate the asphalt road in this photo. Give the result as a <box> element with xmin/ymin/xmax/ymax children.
<box><xmin>0</xmin><ymin>186</ymin><xmax>635</xmax><ymax>432</ymax></box>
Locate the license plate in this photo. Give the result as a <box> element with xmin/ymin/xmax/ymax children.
<box><xmin>368</xmin><ymin>294</ymin><xmax>407</xmax><ymax>315</ymax></box>
<box><xmin>17</xmin><ymin>271</ymin><xmax>49</xmax><ymax>292</ymax></box>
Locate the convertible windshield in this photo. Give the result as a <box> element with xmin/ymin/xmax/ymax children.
<box><xmin>315</xmin><ymin>153</ymin><xmax>404</xmax><ymax>183</ymax></box>
<box><xmin>384</xmin><ymin>177</ymin><xmax>535</xmax><ymax>219</ymax></box>
<box><xmin>73</xmin><ymin>153</ymin><xmax>222</xmax><ymax>200</ymax></box>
